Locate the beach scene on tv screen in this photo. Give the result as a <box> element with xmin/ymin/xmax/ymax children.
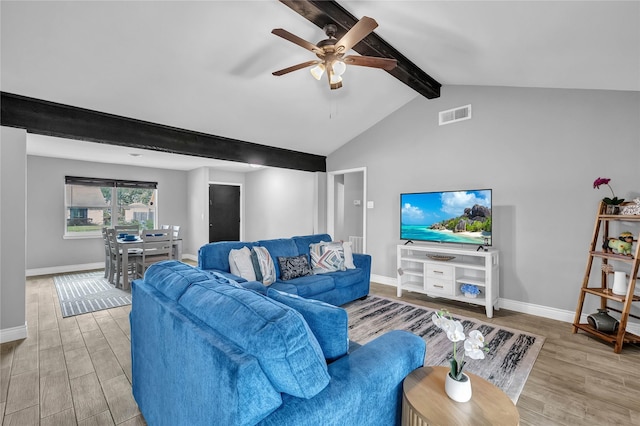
<box><xmin>401</xmin><ymin>190</ymin><xmax>492</xmax><ymax>245</ymax></box>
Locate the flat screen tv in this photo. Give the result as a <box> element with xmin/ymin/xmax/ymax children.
<box><xmin>400</xmin><ymin>189</ymin><xmax>492</xmax><ymax>247</ymax></box>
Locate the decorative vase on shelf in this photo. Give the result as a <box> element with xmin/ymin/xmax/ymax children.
<box><xmin>612</xmin><ymin>271</ymin><xmax>628</xmax><ymax>296</ymax></box>
<box><xmin>586</xmin><ymin>309</ymin><xmax>619</xmax><ymax>334</ymax></box>
<box><xmin>445</xmin><ymin>372</ymin><xmax>472</xmax><ymax>402</ymax></box>
<box><xmin>605</xmin><ymin>204</ymin><xmax>620</xmax><ymax>215</ymax></box>
<box><xmin>464</xmin><ymin>292</ymin><xmax>477</xmax><ymax>299</ymax></box>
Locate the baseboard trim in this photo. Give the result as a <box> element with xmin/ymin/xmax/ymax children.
<box><xmin>25</xmin><ymin>255</ymin><xmax>198</xmax><ymax>277</ymax></box>
<box><xmin>0</xmin><ymin>323</ymin><xmax>28</xmax><ymax>343</ymax></box>
<box><xmin>26</xmin><ymin>262</ymin><xmax>105</xmax><ymax>277</ymax></box>
<box><xmin>371</xmin><ymin>274</ymin><xmax>640</xmax><ymax>336</ymax></box>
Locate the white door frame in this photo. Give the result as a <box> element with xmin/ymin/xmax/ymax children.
<box><xmin>327</xmin><ymin>167</ymin><xmax>367</xmax><ymax>253</ymax></box>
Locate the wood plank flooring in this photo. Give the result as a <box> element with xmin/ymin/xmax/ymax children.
<box><xmin>1</xmin><ymin>274</ymin><xmax>639</xmax><ymax>425</ymax></box>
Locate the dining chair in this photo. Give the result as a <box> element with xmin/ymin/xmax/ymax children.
<box><xmin>161</xmin><ymin>224</ymin><xmax>180</xmax><ymax>239</ymax></box>
<box><xmin>106</xmin><ymin>228</ymin><xmax>141</xmax><ymax>287</ymax></box>
<box><xmin>115</xmin><ymin>224</ymin><xmax>140</xmax><ymax>236</ymax></box>
<box><xmin>134</xmin><ymin>229</ymin><xmax>173</xmax><ymax>279</ymax></box>
<box><xmin>101</xmin><ymin>227</ymin><xmax>111</xmax><ymax>279</ymax></box>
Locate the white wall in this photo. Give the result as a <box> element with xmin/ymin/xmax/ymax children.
<box><xmin>327</xmin><ymin>85</ymin><xmax>640</xmax><ymax>317</ymax></box>
<box><xmin>187</xmin><ymin>167</ymin><xmax>208</xmax><ymax>258</ymax></box>
<box><xmin>26</xmin><ymin>156</ymin><xmax>189</xmax><ymax>273</ymax></box>
<box><xmin>244</xmin><ymin>167</ymin><xmax>317</xmax><ymax>240</ymax></box>
<box><xmin>1</xmin><ymin>127</ymin><xmax>27</xmax><ymax>342</ymax></box>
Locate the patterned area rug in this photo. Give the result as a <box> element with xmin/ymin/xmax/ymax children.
<box><xmin>54</xmin><ymin>271</ymin><xmax>132</xmax><ymax>318</ymax></box>
<box><xmin>344</xmin><ymin>295</ymin><xmax>544</xmax><ymax>403</ymax></box>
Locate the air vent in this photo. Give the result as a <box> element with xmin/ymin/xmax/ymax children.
<box><xmin>439</xmin><ymin>104</ymin><xmax>472</xmax><ymax>126</ymax></box>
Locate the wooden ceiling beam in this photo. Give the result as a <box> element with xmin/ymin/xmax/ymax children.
<box><xmin>0</xmin><ymin>92</ymin><xmax>327</xmax><ymax>173</ymax></box>
<box><xmin>278</xmin><ymin>0</ymin><xmax>441</xmax><ymax>99</ymax></box>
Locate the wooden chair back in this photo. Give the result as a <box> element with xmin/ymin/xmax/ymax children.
<box><xmin>115</xmin><ymin>225</ymin><xmax>140</xmax><ymax>236</ymax></box>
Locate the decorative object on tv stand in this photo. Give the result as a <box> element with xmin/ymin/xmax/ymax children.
<box><xmin>431</xmin><ymin>309</ymin><xmax>488</xmax><ymax>402</ymax></box>
<box><xmin>604</xmin><ymin>231</ymin><xmax>634</xmax><ymax>257</ymax></box>
<box><xmin>427</xmin><ymin>254</ymin><xmax>456</xmax><ymax>261</ymax></box>
<box><xmin>460</xmin><ymin>283</ymin><xmax>480</xmax><ymax>298</ymax></box>
<box><xmin>593</xmin><ymin>177</ymin><xmax>624</xmax><ymax>214</ymax></box>
<box><xmin>587</xmin><ymin>309</ymin><xmax>619</xmax><ymax>334</ymax></box>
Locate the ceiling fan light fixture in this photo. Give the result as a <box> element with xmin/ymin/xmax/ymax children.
<box><xmin>332</xmin><ymin>60</ymin><xmax>346</xmax><ymax>76</ymax></box>
<box><xmin>310</xmin><ymin>63</ymin><xmax>325</xmax><ymax>80</ymax></box>
<box><xmin>329</xmin><ymin>73</ymin><xmax>342</xmax><ymax>85</ymax></box>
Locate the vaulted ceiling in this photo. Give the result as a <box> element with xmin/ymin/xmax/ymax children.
<box><xmin>1</xmin><ymin>1</ymin><xmax>638</xmax><ymax>171</ymax></box>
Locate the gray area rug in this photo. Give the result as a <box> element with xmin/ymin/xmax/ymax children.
<box><xmin>344</xmin><ymin>295</ymin><xmax>545</xmax><ymax>403</ymax></box>
<box><xmin>54</xmin><ymin>271</ymin><xmax>132</xmax><ymax>318</ymax></box>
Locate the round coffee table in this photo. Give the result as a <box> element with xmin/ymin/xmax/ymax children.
<box><xmin>402</xmin><ymin>366</ymin><xmax>519</xmax><ymax>426</ymax></box>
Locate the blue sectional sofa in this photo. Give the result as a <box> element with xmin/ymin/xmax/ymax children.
<box><xmin>130</xmin><ymin>261</ymin><xmax>426</xmax><ymax>426</ymax></box>
<box><xmin>198</xmin><ymin>234</ymin><xmax>371</xmax><ymax>306</ymax></box>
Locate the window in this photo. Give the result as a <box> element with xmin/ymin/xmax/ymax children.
<box><xmin>65</xmin><ymin>176</ymin><xmax>157</xmax><ymax>237</ymax></box>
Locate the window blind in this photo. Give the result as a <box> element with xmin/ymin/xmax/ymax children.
<box><xmin>65</xmin><ymin>176</ymin><xmax>157</xmax><ymax>189</ymax></box>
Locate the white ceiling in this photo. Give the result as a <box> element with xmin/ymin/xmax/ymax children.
<box><xmin>2</xmin><ymin>1</ymin><xmax>639</xmax><ymax>171</ymax></box>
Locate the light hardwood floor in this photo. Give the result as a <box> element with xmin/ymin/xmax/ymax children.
<box><xmin>2</xmin><ymin>274</ymin><xmax>640</xmax><ymax>425</ymax></box>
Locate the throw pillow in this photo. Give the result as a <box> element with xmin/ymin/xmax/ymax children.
<box><xmin>342</xmin><ymin>241</ymin><xmax>356</xmax><ymax>269</ymax></box>
<box><xmin>228</xmin><ymin>246</ymin><xmax>256</xmax><ymax>281</ymax></box>
<box><xmin>310</xmin><ymin>241</ymin><xmax>345</xmax><ymax>274</ymax></box>
<box><xmin>277</xmin><ymin>255</ymin><xmax>313</xmax><ymax>281</ymax></box>
<box><xmin>250</xmin><ymin>249</ymin><xmax>263</xmax><ymax>282</ymax></box>
<box><xmin>252</xmin><ymin>246</ymin><xmax>276</xmax><ymax>285</ymax></box>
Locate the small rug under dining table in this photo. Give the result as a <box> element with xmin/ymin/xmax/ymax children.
<box><xmin>344</xmin><ymin>295</ymin><xmax>545</xmax><ymax>403</ymax></box>
<box><xmin>54</xmin><ymin>270</ymin><xmax>132</xmax><ymax>318</ymax></box>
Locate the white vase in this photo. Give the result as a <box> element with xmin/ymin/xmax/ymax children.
<box><xmin>612</xmin><ymin>271</ymin><xmax>628</xmax><ymax>295</ymax></box>
<box><xmin>445</xmin><ymin>372</ymin><xmax>472</xmax><ymax>402</ymax></box>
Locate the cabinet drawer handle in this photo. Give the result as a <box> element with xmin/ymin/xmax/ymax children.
<box><xmin>434</xmin><ymin>284</ymin><xmax>444</xmax><ymax>289</ymax></box>
<box><xmin>434</xmin><ymin>271</ymin><xmax>444</xmax><ymax>275</ymax></box>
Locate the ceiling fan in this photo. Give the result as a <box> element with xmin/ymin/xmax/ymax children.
<box><xmin>271</xmin><ymin>16</ymin><xmax>397</xmax><ymax>90</ymax></box>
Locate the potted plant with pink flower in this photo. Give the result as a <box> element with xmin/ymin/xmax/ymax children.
<box><xmin>593</xmin><ymin>177</ymin><xmax>624</xmax><ymax>214</ymax></box>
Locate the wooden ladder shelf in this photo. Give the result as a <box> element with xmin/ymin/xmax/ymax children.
<box><xmin>572</xmin><ymin>201</ymin><xmax>640</xmax><ymax>353</ymax></box>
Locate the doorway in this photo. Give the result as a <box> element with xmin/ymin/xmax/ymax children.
<box><xmin>209</xmin><ymin>183</ymin><xmax>241</xmax><ymax>242</ymax></box>
<box><xmin>327</xmin><ymin>168</ymin><xmax>366</xmax><ymax>253</ymax></box>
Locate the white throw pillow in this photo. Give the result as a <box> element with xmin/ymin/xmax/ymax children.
<box><xmin>228</xmin><ymin>246</ymin><xmax>256</xmax><ymax>281</ymax></box>
<box><xmin>252</xmin><ymin>246</ymin><xmax>276</xmax><ymax>285</ymax></box>
<box><xmin>342</xmin><ymin>241</ymin><xmax>356</xmax><ymax>269</ymax></box>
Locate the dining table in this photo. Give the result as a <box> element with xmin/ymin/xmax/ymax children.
<box><xmin>117</xmin><ymin>236</ymin><xmax>183</xmax><ymax>290</ymax></box>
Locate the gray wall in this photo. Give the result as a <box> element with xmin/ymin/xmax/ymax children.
<box><xmin>26</xmin><ymin>156</ymin><xmax>189</xmax><ymax>272</ymax></box>
<box><xmin>1</xmin><ymin>127</ymin><xmax>27</xmax><ymax>342</ymax></box>
<box><xmin>244</xmin><ymin>167</ymin><xmax>318</xmax><ymax>240</ymax></box>
<box><xmin>327</xmin><ymin>85</ymin><xmax>640</xmax><ymax>315</ymax></box>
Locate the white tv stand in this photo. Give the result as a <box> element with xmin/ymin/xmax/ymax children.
<box><xmin>396</xmin><ymin>244</ymin><xmax>500</xmax><ymax>318</ymax></box>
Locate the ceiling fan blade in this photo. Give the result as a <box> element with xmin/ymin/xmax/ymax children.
<box><xmin>344</xmin><ymin>55</ymin><xmax>397</xmax><ymax>70</ymax></box>
<box><xmin>272</xmin><ymin>60</ymin><xmax>320</xmax><ymax>76</ymax></box>
<box><xmin>271</xmin><ymin>28</ymin><xmax>323</xmax><ymax>55</ymax></box>
<box><xmin>335</xmin><ymin>16</ymin><xmax>378</xmax><ymax>53</ymax></box>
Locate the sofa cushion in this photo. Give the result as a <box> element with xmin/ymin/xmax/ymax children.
<box><xmin>292</xmin><ymin>234</ymin><xmax>332</xmax><ymax>261</ymax></box>
<box><xmin>178</xmin><ymin>282</ymin><xmax>330</xmax><ymax>399</ymax></box>
<box><xmin>143</xmin><ymin>260</ymin><xmax>217</xmax><ymax>301</ymax></box>
<box><xmin>229</xmin><ymin>246</ymin><xmax>256</xmax><ymax>281</ymax></box>
<box><xmin>199</xmin><ymin>241</ymin><xmax>255</xmax><ymax>272</ymax></box>
<box><xmin>256</xmin><ymin>238</ymin><xmax>299</xmax><ymax>278</ymax></box>
<box><xmin>252</xmin><ymin>246</ymin><xmax>276</xmax><ymax>285</ymax></box>
<box><xmin>272</xmin><ymin>273</ymin><xmax>335</xmax><ymax>298</ymax></box>
<box><xmin>267</xmin><ymin>289</ymin><xmax>348</xmax><ymax>361</ymax></box>
<box><xmin>325</xmin><ymin>268</ymin><xmax>365</xmax><ymax>289</ymax></box>
<box><xmin>277</xmin><ymin>255</ymin><xmax>313</xmax><ymax>281</ymax></box>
